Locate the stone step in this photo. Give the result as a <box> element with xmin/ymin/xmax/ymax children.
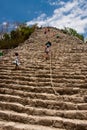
<box><xmin>0</xmin><ymin>110</ymin><xmax>87</xmax><ymax>130</ymax></box>
<box><xmin>0</xmin><ymin>120</ymin><xmax>62</xmax><ymax>130</ymax></box>
<box><xmin>0</xmin><ymin>79</ymin><xmax>52</xmax><ymax>86</ymax></box>
<box><xmin>0</xmin><ymin>69</ymin><xmax>39</xmax><ymax>75</ymax></box>
<box><xmin>0</xmin><ymin>76</ymin><xmax>87</xmax><ymax>89</ymax></box>
<box><xmin>0</xmin><ymin>94</ymin><xmax>87</xmax><ymax>110</ymax></box>
<box><xmin>0</xmin><ymin>75</ymin><xmax>37</xmax><ymax>82</ymax></box>
<box><xmin>0</xmin><ymin>83</ymin><xmax>82</xmax><ymax>95</ymax></box>
<box><xmin>0</xmin><ymin>69</ymin><xmax>50</xmax><ymax>75</ymax></box>
<box><xmin>67</xmin><ymin>83</ymin><xmax>87</xmax><ymax>89</ymax></box>
<box><xmin>0</xmin><ymin>87</ymin><xmax>84</xmax><ymax>103</ymax></box>
<box><xmin>0</xmin><ymin>66</ymin><xmax>42</xmax><ymax>71</ymax></box>
<box><xmin>0</xmin><ymin>62</ymin><xmax>86</xmax><ymax>70</ymax></box>
<box><xmin>0</xmin><ymin>83</ymin><xmax>55</xmax><ymax>95</ymax></box>
<box><xmin>0</xmin><ymin>63</ymin><xmax>51</xmax><ymax>69</ymax></box>
<box><xmin>0</xmin><ymin>101</ymin><xmax>87</xmax><ymax>120</ymax></box>
<box><xmin>0</xmin><ymin>74</ymin><xmax>86</xmax><ymax>83</ymax></box>
<box><xmin>0</xmin><ymin>72</ymin><xmax>86</xmax><ymax>86</ymax></box>
<box><xmin>0</xmin><ymin>79</ymin><xmax>85</xmax><ymax>89</ymax></box>
<box><xmin>0</xmin><ymin>71</ymin><xmax>86</xmax><ymax>78</ymax></box>
<box><xmin>0</xmin><ymin>78</ymin><xmax>86</xmax><ymax>89</ymax></box>
<box><xmin>1</xmin><ymin>60</ymin><xmax>87</xmax><ymax>69</ymax></box>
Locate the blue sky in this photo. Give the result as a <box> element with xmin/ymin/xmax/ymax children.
<box><xmin>0</xmin><ymin>0</ymin><xmax>87</xmax><ymax>38</ymax></box>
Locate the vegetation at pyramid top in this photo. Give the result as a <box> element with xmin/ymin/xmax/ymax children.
<box><xmin>0</xmin><ymin>24</ymin><xmax>36</xmax><ymax>49</ymax></box>
<box><xmin>0</xmin><ymin>23</ymin><xmax>85</xmax><ymax>49</ymax></box>
<box><xmin>61</xmin><ymin>27</ymin><xmax>84</xmax><ymax>41</ymax></box>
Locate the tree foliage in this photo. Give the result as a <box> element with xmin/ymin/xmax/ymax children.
<box><xmin>0</xmin><ymin>24</ymin><xmax>36</xmax><ymax>49</ymax></box>
<box><xmin>61</xmin><ymin>27</ymin><xmax>84</xmax><ymax>41</ymax></box>
<box><xmin>3</xmin><ymin>33</ymin><xmax>10</xmax><ymax>40</ymax></box>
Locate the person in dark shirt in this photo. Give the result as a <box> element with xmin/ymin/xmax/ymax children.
<box><xmin>45</xmin><ymin>41</ymin><xmax>51</xmax><ymax>60</ymax></box>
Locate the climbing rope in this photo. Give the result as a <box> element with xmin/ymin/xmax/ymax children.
<box><xmin>30</xmin><ymin>45</ymin><xmax>59</xmax><ymax>96</ymax></box>
<box><xmin>49</xmin><ymin>51</ymin><xmax>59</xmax><ymax>96</ymax></box>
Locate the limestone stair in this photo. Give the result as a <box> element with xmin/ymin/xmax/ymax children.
<box><xmin>0</xmin><ymin>27</ymin><xmax>87</xmax><ymax>130</ymax></box>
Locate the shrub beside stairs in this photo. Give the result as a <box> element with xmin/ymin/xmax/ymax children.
<box><xmin>0</xmin><ymin>27</ymin><xmax>87</xmax><ymax>130</ymax></box>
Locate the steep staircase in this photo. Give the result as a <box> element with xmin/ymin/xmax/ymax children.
<box><xmin>0</xmin><ymin>27</ymin><xmax>87</xmax><ymax>130</ymax></box>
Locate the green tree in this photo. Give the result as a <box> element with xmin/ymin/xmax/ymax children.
<box><xmin>10</xmin><ymin>30</ymin><xmax>21</xmax><ymax>39</ymax></box>
<box><xmin>3</xmin><ymin>33</ymin><xmax>10</xmax><ymax>40</ymax></box>
<box><xmin>0</xmin><ymin>24</ymin><xmax>35</xmax><ymax>49</ymax></box>
<box><xmin>62</xmin><ymin>27</ymin><xmax>84</xmax><ymax>41</ymax></box>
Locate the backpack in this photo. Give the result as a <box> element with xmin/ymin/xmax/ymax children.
<box><xmin>45</xmin><ymin>41</ymin><xmax>51</xmax><ymax>47</ymax></box>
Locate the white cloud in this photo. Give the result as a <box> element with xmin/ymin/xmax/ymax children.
<box><xmin>27</xmin><ymin>13</ymin><xmax>47</xmax><ymax>27</ymax></box>
<box><xmin>2</xmin><ymin>22</ymin><xmax>8</xmax><ymax>26</ymax></box>
<box><xmin>48</xmin><ymin>0</ymin><xmax>65</xmax><ymax>6</ymax></box>
<box><xmin>37</xmin><ymin>13</ymin><xmax>47</xmax><ymax>21</ymax></box>
<box><xmin>26</xmin><ymin>0</ymin><xmax>87</xmax><ymax>37</ymax></box>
